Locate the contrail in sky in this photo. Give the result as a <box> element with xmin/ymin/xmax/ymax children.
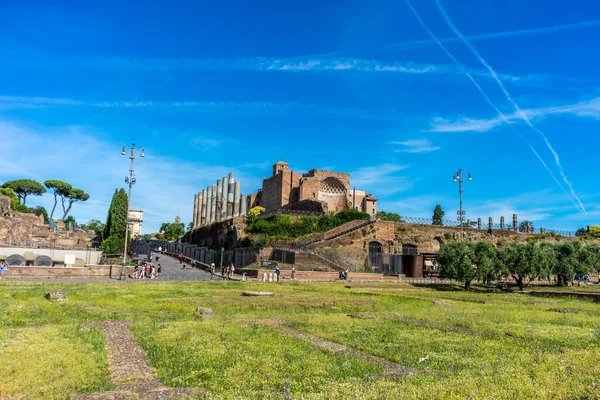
<box><xmin>434</xmin><ymin>0</ymin><xmax>586</xmax><ymax>214</ymax></box>
<box><xmin>381</xmin><ymin>18</ymin><xmax>600</xmax><ymax>51</ymax></box>
<box><xmin>404</xmin><ymin>0</ymin><xmax>585</xmax><ymax>213</ymax></box>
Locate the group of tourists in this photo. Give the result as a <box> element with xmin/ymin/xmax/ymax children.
<box><xmin>221</xmin><ymin>263</ymin><xmax>236</xmax><ymax>280</ymax></box>
<box><xmin>132</xmin><ymin>262</ymin><xmax>161</xmax><ymax>279</ymax></box>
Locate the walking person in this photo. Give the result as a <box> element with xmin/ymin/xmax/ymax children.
<box><xmin>230</xmin><ymin>263</ymin><xmax>235</xmax><ymax>279</ymax></box>
<box><xmin>139</xmin><ymin>264</ymin><xmax>146</xmax><ymax>280</ymax></box>
<box><xmin>275</xmin><ymin>266</ymin><xmax>280</xmax><ymax>282</ymax></box>
<box><xmin>291</xmin><ymin>265</ymin><xmax>296</xmax><ymax>280</ymax></box>
<box><xmin>157</xmin><ymin>263</ymin><xmax>162</xmax><ymax>276</ymax></box>
<box><xmin>0</xmin><ymin>261</ymin><xmax>7</xmax><ymax>282</ymax></box>
<box><xmin>133</xmin><ymin>264</ymin><xmax>139</xmax><ymax>279</ymax></box>
<box><xmin>344</xmin><ymin>268</ymin><xmax>349</xmax><ymax>281</ymax></box>
<box><xmin>210</xmin><ymin>263</ymin><xmax>215</xmax><ymax>280</ymax></box>
<box><xmin>221</xmin><ymin>266</ymin><xmax>226</xmax><ymax>280</ymax></box>
<box><xmin>191</xmin><ymin>259</ymin><xmax>196</xmax><ymax>269</ymax></box>
<box><xmin>178</xmin><ymin>253</ymin><xmax>184</xmax><ymax>264</ymax></box>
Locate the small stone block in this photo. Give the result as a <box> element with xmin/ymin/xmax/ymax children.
<box><xmin>195</xmin><ymin>307</ymin><xmax>213</xmax><ymax>317</ymax></box>
<box><xmin>45</xmin><ymin>291</ymin><xmax>68</xmax><ymax>301</ymax></box>
<box><xmin>242</xmin><ymin>291</ymin><xmax>274</xmax><ymax>297</ymax></box>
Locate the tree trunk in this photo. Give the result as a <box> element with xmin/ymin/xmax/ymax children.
<box><xmin>62</xmin><ymin>202</ymin><xmax>73</xmax><ymax>220</ymax></box>
<box><xmin>50</xmin><ymin>193</ymin><xmax>58</xmax><ymax>220</ymax></box>
<box><xmin>517</xmin><ymin>277</ymin><xmax>524</xmax><ymax>291</ymax></box>
<box><xmin>464</xmin><ymin>281</ymin><xmax>471</xmax><ymax>290</ymax></box>
<box><xmin>22</xmin><ymin>194</ymin><xmax>27</xmax><ymax>205</ymax></box>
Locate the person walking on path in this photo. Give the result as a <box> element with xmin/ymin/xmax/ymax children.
<box><xmin>275</xmin><ymin>267</ymin><xmax>281</xmax><ymax>282</ymax></box>
<box><xmin>210</xmin><ymin>263</ymin><xmax>215</xmax><ymax>280</ymax></box>
<box><xmin>178</xmin><ymin>253</ymin><xmax>184</xmax><ymax>264</ymax></box>
<box><xmin>221</xmin><ymin>266</ymin><xmax>226</xmax><ymax>280</ymax></box>
<box><xmin>291</xmin><ymin>265</ymin><xmax>296</xmax><ymax>280</ymax></box>
<box><xmin>0</xmin><ymin>262</ymin><xmax>7</xmax><ymax>282</ymax></box>
<box><xmin>158</xmin><ymin>246</ymin><xmax>162</xmax><ymax>253</ymax></box>
<box><xmin>344</xmin><ymin>268</ymin><xmax>349</xmax><ymax>281</ymax></box>
<box><xmin>230</xmin><ymin>264</ymin><xmax>235</xmax><ymax>279</ymax></box>
<box><xmin>190</xmin><ymin>259</ymin><xmax>196</xmax><ymax>269</ymax></box>
<box><xmin>139</xmin><ymin>264</ymin><xmax>146</xmax><ymax>280</ymax></box>
<box><xmin>157</xmin><ymin>263</ymin><xmax>162</xmax><ymax>276</ymax></box>
<box><xmin>133</xmin><ymin>264</ymin><xmax>139</xmax><ymax>279</ymax></box>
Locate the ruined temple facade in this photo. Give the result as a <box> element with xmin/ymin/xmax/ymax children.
<box><xmin>248</xmin><ymin>162</ymin><xmax>377</xmax><ymax>215</ymax></box>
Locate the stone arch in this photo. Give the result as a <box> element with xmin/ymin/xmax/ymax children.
<box><xmin>6</xmin><ymin>254</ymin><xmax>26</xmax><ymax>266</ymax></box>
<box><xmin>35</xmin><ymin>255</ymin><xmax>53</xmax><ymax>266</ymax></box>
<box><xmin>319</xmin><ymin>177</ymin><xmax>347</xmax><ymax>195</ymax></box>
<box><xmin>368</xmin><ymin>241</ymin><xmax>383</xmax><ymax>268</ymax></box>
<box><xmin>318</xmin><ymin>177</ymin><xmax>348</xmax><ymax>212</ymax></box>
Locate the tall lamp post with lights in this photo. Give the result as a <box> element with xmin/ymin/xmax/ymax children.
<box><xmin>453</xmin><ymin>168</ymin><xmax>471</xmax><ymax>241</ymax></box>
<box><xmin>120</xmin><ymin>142</ymin><xmax>145</xmax><ymax>280</ymax></box>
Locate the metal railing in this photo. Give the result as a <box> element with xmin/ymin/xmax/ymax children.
<box><xmin>399</xmin><ymin>216</ymin><xmax>576</xmax><ymax>237</ymax></box>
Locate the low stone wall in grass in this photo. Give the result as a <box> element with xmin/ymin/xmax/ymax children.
<box><xmin>238</xmin><ymin>268</ymin><xmax>402</xmax><ymax>281</ymax></box>
<box><xmin>5</xmin><ymin>265</ymin><xmax>135</xmax><ymax>279</ymax></box>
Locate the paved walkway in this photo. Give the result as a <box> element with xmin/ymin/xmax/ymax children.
<box><xmin>150</xmin><ymin>253</ymin><xmax>221</xmax><ymax>281</ymax></box>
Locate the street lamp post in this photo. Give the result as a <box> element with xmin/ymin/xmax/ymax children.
<box><xmin>120</xmin><ymin>142</ymin><xmax>145</xmax><ymax>280</ymax></box>
<box><xmin>453</xmin><ymin>169</ymin><xmax>472</xmax><ymax>241</ymax></box>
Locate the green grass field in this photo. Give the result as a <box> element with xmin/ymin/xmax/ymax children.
<box><xmin>1</xmin><ymin>281</ymin><xmax>599</xmax><ymax>399</ymax></box>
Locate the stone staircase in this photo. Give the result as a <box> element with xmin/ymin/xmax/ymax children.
<box><xmin>270</xmin><ymin>218</ymin><xmax>373</xmax><ymax>251</ymax></box>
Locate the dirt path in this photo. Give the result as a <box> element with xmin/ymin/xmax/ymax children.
<box><xmin>79</xmin><ymin>321</ymin><xmax>204</xmax><ymax>399</ymax></box>
<box><xmin>259</xmin><ymin>319</ymin><xmax>413</xmax><ymax>378</ymax></box>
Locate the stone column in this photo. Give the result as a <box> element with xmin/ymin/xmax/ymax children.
<box><xmin>193</xmin><ymin>194</ymin><xmax>198</xmax><ymax>228</ymax></box>
<box><xmin>216</xmin><ymin>179</ymin><xmax>223</xmax><ymax>222</ymax></box>
<box><xmin>204</xmin><ymin>186</ymin><xmax>210</xmax><ymax>225</ymax></box>
<box><xmin>233</xmin><ymin>181</ymin><xmax>241</xmax><ymax>217</ymax></box>
<box><xmin>240</xmin><ymin>194</ymin><xmax>248</xmax><ymax>217</ymax></box>
<box><xmin>477</xmin><ymin>217</ymin><xmax>482</xmax><ymax>230</ymax></box>
<box><xmin>488</xmin><ymin>217</ymin><xmax>493</xmax><ymax>231</ymax></box>
<box><xmin>208</xmin><ymin>185</ymin><xmax>214</xmax><ymax>224</ymax></box>
<box><xmin>500</xmin><ymin>216</ymin><xmax>505</xmax><ymax>230</ymax></box>
<box><xmin>197</xmin><ymin>191</ymin><xmax>204</xmax><ymax>228</ymax></box>
<box><xmin>221</xmin><ymin>176</ymin><xmax>229</xmax><ymax>221</ymax></box>
<box><xmin>200</xmin><ymin>189</ymin><xmax>207</xmax><ymax>226</ymax></box>
<box><xmin>227</xmin><ymin>173</ymin><xmax>235</xmax><ymax>219</ymax></box>
<box><xmin>513</xmin><ymin>214</ymin><xmax>518</xmax><ymax>231</ymax></box>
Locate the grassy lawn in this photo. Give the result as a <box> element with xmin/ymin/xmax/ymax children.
<box><xmin>1</xmin><ymin>281</ymin><xmax>599</xmax><ymax>399</ymax></box>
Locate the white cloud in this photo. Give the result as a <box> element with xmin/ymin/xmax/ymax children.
<box><xmin>0</xmin><ymin>95</ymin><xmax>387</xmax><ymax>121</ymax></box>
<box><xmin>392</xmin><ymin>139</ymin><xmax>440</xmax><ymax>153</ymax></box>
<box><xmin>429</xmin><ymin>97</ymin><xmax>600</xmax><ymax>133</ymax></box>
<box><xmin>350</xmin><ymin>164</ymin><xmax>411</xmax><ymax>196</ymax></box>
<box><xmin>381</xmin><ymin>18</ymin><xmax>600</xmax><ymax>52</ymax></box>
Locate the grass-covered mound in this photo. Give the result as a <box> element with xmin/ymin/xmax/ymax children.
<box><xmin>246</xmin><ymin>209</ymin><xmax>369</xmax><ymax>239</ymax></box>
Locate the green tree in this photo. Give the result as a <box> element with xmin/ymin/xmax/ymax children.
<box><xmin>160</xmin><ymin>222</ymin><xmax>186</xmax><ymax>241</ymax></box>
<box><xmin>101</xmin><ymin>188</ymin><xmax>128</xmax><ymax>254</ymax></box>
<box><xmin>554</xmin><ymin>240</ymin><xmax>586</xmax><ymax>286</ymax></box>
<box><xmin>30</xmin><ymin>206</ymin><xmax>49</xmax><ymax>224</ymax></box>
<box><xmin>44</xmin><ymin>180</ymin><xmax>72</xmax><ymax>220</ymax></box>
<box><xmin>187</xmin><ymin>221</ymin><xmax>194</xmax><ymax>231</ymax></box>
<box><xmin>518</xmin><ymin>220</ymin><xmax>534</xmax><ymax>233</ymax></box>
<box><xmin>377</xmin><ymin>211</ymin><xmax>404</xmax><ymax>222</ymax></box>
<box><xmin>80</xmin><ymin>219</ymin><xmax>105</xmax><ymax>236</ymax></box>
<box><xmin>0</xmin><ymin>187</ymin><xmax>24</xmax><ymax>211</ymax></box>
<box><xmin>61</xmin><ymin>188</ymin><xmax>90</xmax><ymax>220</ymax></box>
<box><xmin>63</xmin><ymin>215</ymin><xmax>77</xmax><ymax>229</ymax></box>
<box><xmin>437</xmin><ymin>241</ymin><xmax>475</xmax><ymax>290</ymax></box>
<box><xmin>2</xmin><ymin>179</ymin><xmax>46</xmax><ymax>205</ymax></box>
<box><xmin>582</xmin><ymin>243</ymin><xmax>600</xmax><ymax>283</ymax></box>
<box><xmin>497</xmin><ymin>241</ymin><xmax>547</xmax><ymax>290</ymax></box>
<box><xmin>432</xmin><ymin>205</ymin><xmax>445</xmax><ymax>226</ymax></box>
<box><xmin>471</xmin><ymin>240</ymin><xmax>498</xmax><ymax>284</ymax></box>
<box><xmin>246</xmin><ymin>206</ymin><xmax>265</xmax><ymax>224</ymax></box>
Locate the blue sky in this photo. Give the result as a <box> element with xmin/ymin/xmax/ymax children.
<box><xmin>1</xmin><ymin>0</ymin><xmax>600</xmax><ymax>234</ymax></box>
